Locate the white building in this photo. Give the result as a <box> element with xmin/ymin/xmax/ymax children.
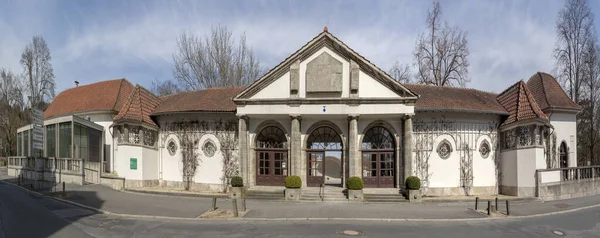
<box><xmin>14</xmin><ymin>29</ymin><xmax>580</xmax><ymax>197</ymax></box>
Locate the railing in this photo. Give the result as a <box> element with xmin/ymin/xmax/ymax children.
<box><xmin>8</xmin><ymin>156</ymin><xmax>83</xmax><ymax>173</ymax></box>
<box><xmin>537</xmin><ymin>166</ymin><xmax>600</xmax><ymax>184</ymax></box>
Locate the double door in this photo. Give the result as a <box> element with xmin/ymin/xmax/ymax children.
<box><xmin>362</xmin><ymin>152</ymin><xmax>394</xmax><ymax>188</ymax></box>
<box><xmin>256</xmin><ymin>150</ymin><xmax>288</xmax><ymax>186</ymax></box>
<box><xmin>307</xmin><ymin>151</ymin><xmax>342</xmax><ymax>187</ymax></box>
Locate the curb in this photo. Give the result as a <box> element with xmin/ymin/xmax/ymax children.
<box><xmin>2</xmin><ymin>180</ymin><xmax>599</xmax><ymax>222</ymax></box>
<box><xmin>123</xmin><ymin>188</ymin><xmax>228</xmax><ymax>199</ymax></box>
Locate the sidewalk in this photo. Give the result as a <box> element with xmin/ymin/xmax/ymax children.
<box><xmin>2</xmin><ymin>169</ymin><xmax>599</xmax><ymax>220</ymax></box>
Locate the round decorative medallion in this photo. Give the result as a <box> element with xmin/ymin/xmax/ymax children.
<box><xmin>479</xmin><ymin>140</ymin><xmax>490</xmax><ymax>158</ymax></box>
<box><xmin>167</xmin><ymin>139</ymin><xmax>177</xmax><ymax>156</ymax></box>
<box><xmin>437</xmin><ymin>139</ymin><xmax>453</xmax><ymax>159</ymax></box>
<box><xmin>203</xmin><ymin>139</ymin><xmax>216</xmax><ymax>157</ymax></box>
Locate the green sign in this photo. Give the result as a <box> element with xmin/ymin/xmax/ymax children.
<box><xmin>130</xmin><ymin>158</ymin><xmax>137</xmax><ymax>170</ymax></box>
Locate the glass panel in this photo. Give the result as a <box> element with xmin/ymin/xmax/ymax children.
<box><xmin>370</xmin><ymin>153</ymin><xmax>377</xmax><ymax>177</ymax></box>
<box><xmin>59</xmin><ymin>122</ymin><xmax>72</xmax><ymax>158</ymax></box>
<box><xmin>17</xmin><ymin>132</ymin><xmax>22</xmax><ymax>156</ymax></box>
<box><xmin>309</xmin><ymin>153</ymin><xmax>323</xmax><ymax>176</ymax></box>
<box><xmin>256</xmin><ymin>126</ymin><xmax>287</xmax><ymax>148</ymax></box>
<box><xmin>362</xmin><ymin>153</ymin><xmax>371</xmax><ymax>177</ymax></box>
<box><xmin>23</xmin><ymin>130</ymin><xmax>29</xmax><ymax>156</ymax></box>
<box><xmin>307</xmin><ymin>127</ymin><xmax>342</xmax><ymax>150</ymax></box>
<box><xmin>46</xmin><ymin>125</ymin><xmax>56</xmax><ymax>157</ymax></box>
<box><xmin>361</xmin><ymin>126</ymin><xmax>394</xmax><ymax>150</ymax></box>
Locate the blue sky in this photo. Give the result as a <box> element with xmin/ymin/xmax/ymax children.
<box><xmin>1</xmin><ymin>0</ymin><xmax>598</xmax><ymax>95</ymax></box>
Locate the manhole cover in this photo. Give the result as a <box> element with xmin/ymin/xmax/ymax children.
<box><xmin>552</xmin><ymin>230</ymin><xmax>565</xmax><ymax>236</ymax></box>
<box><xmin>337</xmin><ymin>230</ymin><xmax>362</xmax><ymax>236</ymax></box>
<box><xmin>554</xmin><ymin>203</ymin><xmax>571</xmax><ymax>209</ymax></box>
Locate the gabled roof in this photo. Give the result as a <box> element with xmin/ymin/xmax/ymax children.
<box><xmin>234</xmin><ymin>28</ymin><xmax>418</xmax><ymax>100</ymax></box>
<box><xmin>404</xmin><ymin>84</ymin><xmax>508</xmax><ymax>114</ymax></box>
<box><xmin>113</xmin><ymin>85</ymin><xmax>162</xmax><ymax>127</ymax></box>
<box><xmin>152</xmin><ymin>87</ymin><xmax>244</xmax><ymax>115</ymax></box>
<box><xmin>44</xmin><ymin>79</ymin><xmax>134</xmax><ymax>119</ymax></box>
<box><xmin>526</xmin><ymin>72</ymin><xmax>581</xmax><ymax>112</ymax></box>
<box><xmin>496</xmin><ymin>80</ymin><xmax>548</xmax><ymax>127</ymax></box>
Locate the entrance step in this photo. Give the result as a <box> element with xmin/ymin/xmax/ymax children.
<box><xmin>301</xmin><ymin>187</ymin><xmax>347</xmax><ymax>202</ymax></box>
<box><xmin>245</xmin><ymin>188</ymin><xmax>284</xmax><ymax>200</ymax></box>
<box><xmin>364</xmin><ymin>193</ymin><xmax>408</xmax><ymax>203</ymax></box>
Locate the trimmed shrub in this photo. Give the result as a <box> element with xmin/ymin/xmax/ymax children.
<box><xmin>230</xmin><ymin>176</ymin><xmax>244</xmax><ymax>187</ymax></box>
<box><xmin>346</xmin><ymin>176</ymin><xmax>364</xmax><ymax>190</ymax></box>
<box><xmin>405</xmin><ymin>176</ymin><xmax>421</xmax><ymax>190</ymax></box>
<box><xmin>285</xmin><ymin>175</ymin><xmax>302</xmax><ymax>188</ymax></box>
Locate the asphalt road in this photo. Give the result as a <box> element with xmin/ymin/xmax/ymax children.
<box><xmin>1</xmin><ymin>179</ymin><xmax>599</xmax><ymax>238</ymax></box>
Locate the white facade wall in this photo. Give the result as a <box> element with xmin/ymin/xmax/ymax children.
<box><xmin>142</xmin><ymin>147</ymin><xmax>158</xmax><ymax>180</ymax></box>
<box><xmin>358</xmin><ymin>71</ymin><xmax>400</xmax><ymax>98</ymax></box>
<box><xmin>298</xmin><ymin>47</ymin><xmax>350</xmax><ymax>98</ymax></box>
<box><xmin>250</xmin><ymin>72</ymin><xmax>290</xmax><ymax>99</ymax></box>
<box><xmin>115</xmin><ymin>145</ymin><xmax>143</xmax><ymax>180</ymax></box>
<box><xmin>473</xmin><ymin>135</ymin><xmax>496</xmax><ymax>187</ymax></box>
<box><xmin>428</xmin><ymin>134</ymin><xmax>460</xmax><ymax>188</ymax></box>
<box><xmin>549</xmin><ymin>113</ymin><xmax>577</xmax><ymax>167</ymax></box>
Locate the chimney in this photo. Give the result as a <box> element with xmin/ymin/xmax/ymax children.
<box><xmin>75</xmin><ymin>81</ymin><xmax>79</xmax><ymax>87</ymax></box>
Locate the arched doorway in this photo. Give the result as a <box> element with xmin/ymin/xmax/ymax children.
<box><xmin>306</xmin><ymin>126</ymin><xmax>343</xmax><ymax>187</ymax></box>
<box><xmin>559</xmin><ymin>141</ymin><xmax>568</xmax><ymax>168</ymax></box>
<box><xmin>256</xmin><ymin>125</ymin><xmax>288</xmax><ymax>186</ymax></box>
<box><xmin>361</xmin><ymin>126</ymin><xmax>395</xmax><ymax>188</ymax></box>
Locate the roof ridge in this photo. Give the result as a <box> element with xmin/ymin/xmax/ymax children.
<box><xmin>111</xmin><ymin>78</ymin><xmax>126</xmax><ymax>111</ymax></box>
<box><xmin>537</xmin><ymin>72</ymin><xmax>551</xmax><ymax>109</ymax></box>
<box><xmin>404</xmin><ymin>83</ymin><xmax>498</xmax><ymax>96</ymax></box>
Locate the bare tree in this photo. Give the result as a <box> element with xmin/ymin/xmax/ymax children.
<box><xmin>172</xmin><ymin>25</ymin><xmax>261</xmax><ymax>90</ymax></box>
<box><xmin>20</xmin><ymin>36</ymin><xmax>56</xmax><ymax>107</ymax></box>
<box><xmin>0</xmin><ymin>68</ymin><xmax>26</xmax><ymax>156</ymax></box>
<box><xmin>388</xmin><ymin>61</ymin><xmax>413</xmax><ymax>84</ymax></box>
<box><xmin>578</xmin><ymin>37</ymin><xmax>600</xmax><ymax>165</ymax></box>
<box><xmin>554</xmin><ymin>0</ymin><xmax>595</xmax><ymax>103</ymax></box>
<box><xmin>414</xmin><ymin>1</ymin><xmax>470</xmax><ymax>87</ymax></box>
<box><xmin>150</xmin><ymin>79</ymin><xmax>181</xmax><ymax>96</ymax></box>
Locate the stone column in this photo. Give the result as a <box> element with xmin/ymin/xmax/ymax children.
<box><xmin>403</xmin><ymin>115</ymin><xmax>414</xmax><ymax>185</ymax></box>
<box><xmin>290</xmin><ymin>115</ymin><xmax>304</xmax><ymax>186</ymax></box>
<box><xmin>237</xmin><ymin>115</ymin><xmax>249</xmax><ymax>186</ymax></box>
<box><xmin>348</xmin><ymin>115</ymin><xmax>359</xmax><ymax>178</ymax></box>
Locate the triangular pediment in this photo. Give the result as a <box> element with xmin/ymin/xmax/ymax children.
<box><xmin>234</xmin><ymin>30</ymin><xmax>418</xmax><ymax>102</ymax></box>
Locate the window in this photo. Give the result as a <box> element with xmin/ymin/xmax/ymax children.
<box><xmin>256</xmin><ymin>126</ymin><xmax>287</xmax><ymax>149</ymax></box>
<box><xmin>479</xmin><ymin>140</ymin><xmax>490</xmax><ymax>159</ymax></box>
<box><xmin>46</xmin><ymin>125</ymin><xmax>56</xmax><ymax>157</ymax></box>
<box><xmin>73</xmin><ymin>124</ymin><xmax>88</xmax><ymax>160</ymax></box>
<box><xmin>23</xmin><ymin>130</ymin><xmax>29</xmax><ymax>156</ymax></box>
<box><xmin>203</xmin><ymin>139</ymin><xmax>216</xmax><ymax>157</ymax></box>
<box><xmin>306</xmin><ymin>126</ymin><xmax>342</xmax><ymax>150</ymax></box>
<box><xmin>167</xmin><ymin>139</ymin><xmax>177</xmax><ymax>156</ymax></box>
<box><xmin>361</xmin><ymin>126</ymin><xmax>394</xmax><ymax>150</ymax></box>
<box><xmin>59</xmin><ymin>122</ymin><xmax>72</xmax><ymax>158</ymax></box>
<box><xmin>437</xmin><ymin>139</ymin><xmax>452</xmax><ymax>159</ymax></box>
<box><xmin>17</xmin><ymin>132</ymin><xmax>22</xmax><ymax>156</ymax></box>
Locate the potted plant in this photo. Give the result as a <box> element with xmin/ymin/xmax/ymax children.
<box><xmin>229</xmin><ymin>176</ymin><xmax>244</xmax><ymax>198</ymax></box>
<box><xmin>284</xmin><ymin>175</ymin><xmax>302</xmax><ymax>201</ymax></box>
<box><xmin>346</xmin><ymin>176</ymin><xmax>364</xmax><ymax>202</ymax></box>
<box><xmin>405</xmin><ymin>176</ymin><xmax>422</xmax><ymax>202</ymax></box>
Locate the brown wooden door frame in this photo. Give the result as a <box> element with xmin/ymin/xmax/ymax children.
<box><xmin>256</xmin><ymin>150</ymin><xmax>287</xmax><ymax>186</ymax></box>
<box><xmin>362</xmin><ymin>151</ymin><xmax>395</xmax><ymax>188</ymax></box>
<box><xmin>307</xmin><ymin>151</ymin><xmax>325</xmax><ymax>187</ymax></box>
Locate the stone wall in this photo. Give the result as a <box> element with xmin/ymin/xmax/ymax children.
<box><xmin>538</xmin><ymin>178</ymin><xmax>600</xmax><ymax>200</ymax></box>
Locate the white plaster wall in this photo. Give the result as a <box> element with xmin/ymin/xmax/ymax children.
<box><xmin>248</xmin><ymin>118</ymin><xmax>292</xmax><ymax>137</ymax></box>
<box><xmin>500</xmin><ymin>150</ymin><xmax>518</xmax><ymax>187</ymax></box>
<box><xmin>161</xmin><ymin>133</ymin><xmax>183</xmax><ymax>182</ymax></box>
<box><xmin>237</xmin><ymin>104</ymin><xmax>414</xmax><ymax>116</ymax></box>
<box><xmin>298</xmin><ymin>47</ymin><xmax>349</xmax><ymax>98</ymax></box>
<box><xmin>549</xmin><ymin>113</ymin><xmax>577</xmax><ymax>167</ymax></box>
<box><xmin>473</xmin><ymin>135</ymin><xmax>496</xmax><ymax>187</ymax></box>
<box><xmin>142</xmin><ymin>147</ymin><xmax>158</xmax><ymax>180</ymax></box>
<box><xmin>250</xmin><ymin>72</ymin><xmax>290</xmax><ymax>99</ymax></box>
<box><xmin>540</xmin><ymin>170</ymin><xmax>561</xmax><ymax>183</ymax></box>
<box><xmin>516</xmin><ymin>147</ymin><xmax>541</xmax><ymax>187</ymax></box>
<box><xmin>115</xmin><ymin>145</ymin><xmax>143</xmax><ymax>180</ymax></box>
<box><xmin>358</xmin><ymin>71</ymin><xmax>400</xmax><ymax>98</ymax></box>
<box><xmin>428</xmin><ymin>135</ymin><xmax>460</xmax><ymax>188</ymax></box>
<box><xmin>194</xmin><ymin>134</ymin><xmax>224</xmax><ymax>185</ymax></box>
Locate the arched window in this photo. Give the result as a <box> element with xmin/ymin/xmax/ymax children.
<box><xmin>256</xmin><ymin>126</ymin><xmax>287</xmax><ymax>149</ymax></box>
<box><xmin>361</xmin><ymin>126</ymin><xmax>395</xmax><ymax>188</ymax></box>
<box><xmin>306</xmin><ymin>126</ymin><xmax>342</xmax><ymax>150</ymax></box>
<box><xmin>255</xmin><ymin>125</ymin><xmax>288</xmax><ymax>186</ymax></box>
<box><xmin>559</xmin><ymin>142</ymin><xmax>568</xmax><ymax>168</ymax></box>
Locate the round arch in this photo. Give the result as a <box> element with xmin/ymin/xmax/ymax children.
<box><xmin>254</xmin><ymin>120</ymin><xmax>289</xmax><ymax>186</ymax></box>
<box><xmin>303</xmin><ymin>120</ymin><xmax>346</xmax><ymax>149</ymax></box>
<box><xmin>360</xmin><ymin>124</ymin><xmax>397</xmax><ymax>188</ymax></box>
<box><xmin>559</xmin><ymin>140</ymin><xmax>569</xmax><ymax>168</ymax></box>
<box><xmin>252</xmin><ymin>120</ymin><xmax>289</xmax><ymax>148</ymax></box>
<box><xmin>304</xmin><ymin>120</ymin><xmax>345</xmax><ymax>187</ymax></box>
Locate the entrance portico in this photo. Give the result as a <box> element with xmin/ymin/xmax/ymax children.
<box><xmin>234</xmin><ymin>29</ymin><xmax>418</xmax><ymax>189</ymax></box>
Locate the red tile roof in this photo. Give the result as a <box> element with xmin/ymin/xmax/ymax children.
<box><xmin>152</xmin><ymin>87</ymin><xmax>245</xmax><ymax>115</ymax></box>
<box><xmin>113</xmin><ymin>85</ymin><xmax>162</xmax><ymax>127</ymax></box>
<box><xmin>496</xmin><ymin>81</ymin><xmax>548</xmax><ymax>126</ymax></box>
<box><xmin>404</xmin><ymin>84</ymin><xmax>508</xmax><ymax>114</ymax></box>
<box><xmin>44</xmin><ymin>79</ymin><xmax>134</xmax><ymax>119</ymax></box>
<box><xmin>526</xmin><ymin>72</ymin><xmax>581</xmax><ymax>111</ymax></box>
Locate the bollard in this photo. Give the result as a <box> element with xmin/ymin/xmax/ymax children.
<box><xmin>495</xmin><ymin>197</ymin><xmax>498</xmax><ymax>212</ymax></box>
<box><xmin>506</xmin><ymin>200</ymin><xmax>510</xmax><ymax>216</ymax></box>
<box><xmin>487</xmin><ymin>201</ymin><xmax>491</xmax><ymax>215</ymax></box>
<box><xmin>62</xmin><ymin>181</ymin><xmax>66</xmax><ymax>197</ymax></box>
<box><xmin>475</xmin><ymin>197</ymin><xmax>479</xmax><ymax>210</ymax></box>
<box><xmin>212</xmin><ymin>197</ymin><xmax>217</xmax><ymax>211</ymax></box>
<box><xmin>232</xmin><ymin>198</ymin><xmax>239</xmax><ymax>217</ymax></box>
<box><xmin>242</xmin><ymin>197</ymin><xmax>247</xmax><ymax>212</ymax></box>
<box><xmin>18</xmin><ymin>175</ymin><xmax>20</xmax><ymax>186</ymax></box>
